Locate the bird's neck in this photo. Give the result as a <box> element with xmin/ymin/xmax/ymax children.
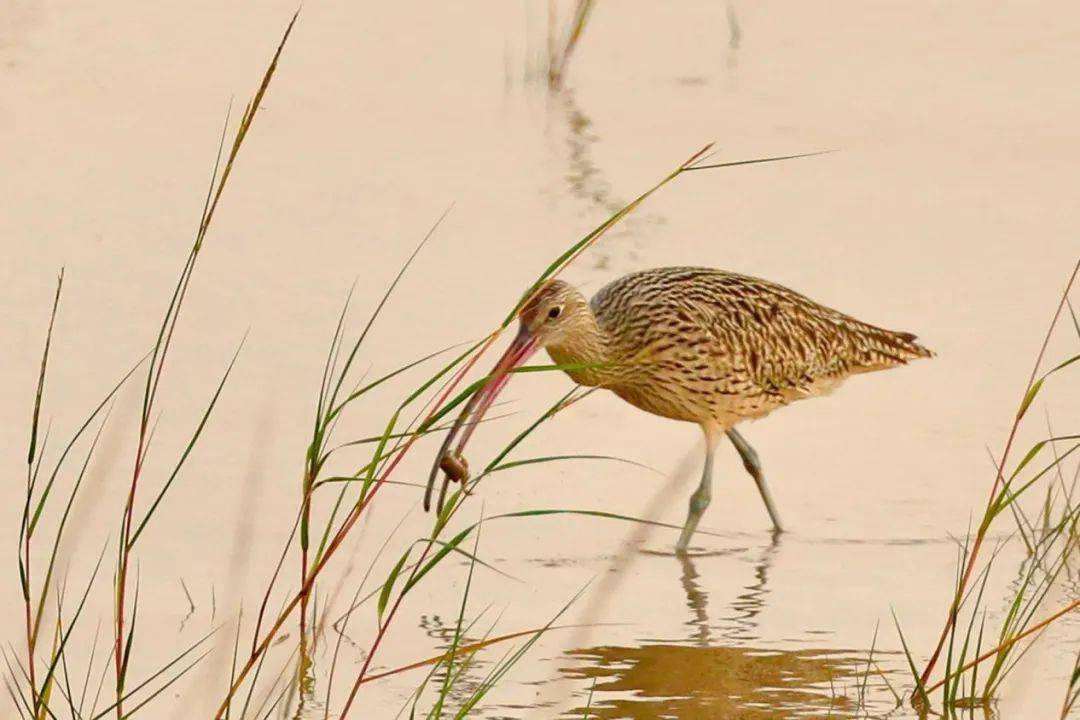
<box><xmin>545</xmin><ymin>315</ymin><xmax>613</xmax><ymax>387</ymax></box>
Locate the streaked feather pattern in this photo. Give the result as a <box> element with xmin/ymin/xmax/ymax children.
<box><xmin>537</xmin><ymin>267</ymin><xmax>931</xmax><ymax>428</ymax></box>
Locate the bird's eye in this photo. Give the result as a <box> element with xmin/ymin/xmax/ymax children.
<box><xmin>547</xmin><ymin>306</ymin><xmax>562</xmax><ymax>320</ymax></box>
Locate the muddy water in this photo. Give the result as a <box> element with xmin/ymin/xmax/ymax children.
<box><xmin>2</xmin><ymin>1</ymin><xmax>1079</xmax><ymax>718</ymax></box>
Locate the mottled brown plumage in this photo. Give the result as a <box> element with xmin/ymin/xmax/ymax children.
<box><xmin>429</xmin><ymin>266</ymin><xmax>932</xmax><ymax>552</ymax></box>
<box><xmin>523</xmin><ymin>267</ymin><xmax>931</xmax><ymax>430</ymax></box>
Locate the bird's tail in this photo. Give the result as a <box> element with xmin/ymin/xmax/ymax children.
<box><xmin>854</xmin><ymin>324</ymin><xmax>934</xmax><ymax>371</ymax></box>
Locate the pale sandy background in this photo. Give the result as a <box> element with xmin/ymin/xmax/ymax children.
<box><xmin>2</xmin><ymin>1</ymin><xmax>1078</xmax><ymax>718</ymax></box>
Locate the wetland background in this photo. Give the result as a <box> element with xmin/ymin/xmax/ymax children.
<box><xmin>2</xmin><ymin>1</ymin><xmax>1079</xmax><ymax>718</ymax></box>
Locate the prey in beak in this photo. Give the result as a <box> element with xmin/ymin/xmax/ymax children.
<box><xmin>424</xmin><ymin>323</ymin><xmax>540</xmax><ymax>513</ymax></box>
<box><xmin>424</xmin><ymin>278</ymin><xmax>594</xmax><ymax>514</ymax></box>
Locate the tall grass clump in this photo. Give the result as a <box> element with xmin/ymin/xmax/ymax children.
<box><xmin>212</xmin><ymin>134</ymin><xmax>822</xmax><ymax>717</ymax></box>
<box><xmin>9</xmin><ymin>13</ymin><xmax>297</xmax><ymax>720</ymax></box>
<box><xmin>13</xmin><ymin>269</ymin><xmax>136</xmax><ymax>720</ymax></box>
<box><xmin>8</xmin><ymin>7</ymin><xmax>835</xmax><ymax>717</ymax></box>
<box><xmin>892</xmin><ymin>260</ymin><xmax>1080</xmax><ymax>714</ymax></box>
<box><xmin>109</xmin><ymin>14</ymin><xmax>299</xmax><ymax>719</ymax></box>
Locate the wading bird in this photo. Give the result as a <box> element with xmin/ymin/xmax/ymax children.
<box><xmin>426</xmin><ymin>267</ymin><xmax>931</xmax><ymax>553</ymax></box>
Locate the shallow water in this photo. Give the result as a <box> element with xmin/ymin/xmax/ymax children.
<box><xmin>2</xmin><ymin>1</ymin><xmax>1079</xmax><ymax>718</ymax></box>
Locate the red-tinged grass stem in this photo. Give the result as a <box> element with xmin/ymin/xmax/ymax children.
<box><xmin>22</xmin><ymin>269</ymin><xmax>63</xmax><ymax>713</ymax></box>
<box><xmin>919</xmin><ymin>259</ymin><xmax>1080</xmax><ymax>687</ymax></box>
<box><xmin>355</xmin><ymin>624</ymin><xmax>593</xmax><ymax>686</ymax></box>
<box><xmin>215</xmin><ymin>143</ymin><xmax>826</xmax><ymax>716</ymax></box>
<box><xmin>926</xmin><ymin>598</ymin><xmax>1080</xmax><ymax>695</ymax></box>
<box><xmin>113</xmin><ymin>12</ymin><xmax>298</xmax><ymax>719</ymax></box>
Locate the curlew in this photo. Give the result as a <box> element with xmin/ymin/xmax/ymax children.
<box><xmin>426</xmin><ymin>267</ymin><xmax>932</xmax><ymax>552</ymax></box>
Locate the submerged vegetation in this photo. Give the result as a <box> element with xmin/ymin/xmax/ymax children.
<box><xmin>7</xmin><ymin>8</ymin><xmax>1079</xmax><ymax>720</ymax></box>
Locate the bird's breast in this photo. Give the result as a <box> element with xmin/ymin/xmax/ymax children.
<box><xmin>545</xmin><ymin>344</ymin><xmax>608</xmax><ymax>387</ymax></box>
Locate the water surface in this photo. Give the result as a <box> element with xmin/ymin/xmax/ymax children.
<box><xmin>2</xmin><ymin>1</ymin><xmax>1078</xmax><ymax>718</ymax></box>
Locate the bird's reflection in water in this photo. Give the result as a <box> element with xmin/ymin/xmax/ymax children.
<box><xmin>717</xmin><ymin>533</ymin><xmax>780</xmax><ymax>643</ymax></box>
<box><xmin>564</xmin><ymin>644</ymin><xmax>861</xmax><ymax>719</ymax></box>
<box><xmin>678</xmin><ymin>551</ymin><xmax>711</xmax><ymax>648</ymax></box>
<box><xmin>662</xmin><ymin>532</ymin><xmax>779</xmax><ymax>646</ymax></box>
<box><xmin>564</xmin><ymin>536</ymin><xmax>868</xmax><ymax>719</ymax></box>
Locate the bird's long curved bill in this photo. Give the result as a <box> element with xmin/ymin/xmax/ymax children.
<box><xmin>424</xmin><ymin>324</ymin><xmax>539</xmax><ymax>513</ymax></box>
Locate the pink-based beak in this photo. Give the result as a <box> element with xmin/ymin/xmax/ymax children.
<box><xmin>424</xmin><ymin>323</ymin><xmax>540</xmax><ymax>513</ymax></box>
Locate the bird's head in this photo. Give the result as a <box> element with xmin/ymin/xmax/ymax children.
<box><xmin>517</xmin><ymin>279</ymin><xmax>591</xmax><ymax>348</ymax></box>
<box><xmin>423</xmin><ymin>278</ymin><xmax>590</xmax><ymax>513</ymax></box>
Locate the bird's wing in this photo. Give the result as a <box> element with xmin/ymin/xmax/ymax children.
<box><xmin>590</xmin><ymin>267</ymin><xmax>929</xmax><ymax>401</ymax></box>
<box><xmin>668</xmin><ymin>271</ymin><xmax>929</xmax><ymax>393</ymax></box>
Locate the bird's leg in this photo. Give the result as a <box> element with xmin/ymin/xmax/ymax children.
<box><xmin>726</xmin><ymin>428</ymin><xmax>783</xmax><ymax>533</ymax></box>
<box><xmin>676</xmin><ymin>430</ymin><xmax>719</xmax><ymax>554</ymax></box>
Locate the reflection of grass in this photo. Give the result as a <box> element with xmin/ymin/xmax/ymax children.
<box><xmin>8</xmin><ymin>4</ymin><xmax>835</xmax><ymax>713</ymax></box>
<box><xmin>565</xmin><ymin>644</ymin><xmax>863</xmax><ymax>719</ymax></box>
<box><xmin>548</xmin><ymin>0</ymin><xmax>595</xmax><ymax>90</ymax></box>
<box><xmin>13</xmin><ymin>13</ymin><xmax>297</xmax><ymax>720</ymax></box>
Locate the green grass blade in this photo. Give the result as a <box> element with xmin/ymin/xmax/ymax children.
<box><xmin>452</xmin><ymin>582</ymin><xmax>592</xmax><ymax>718</ymax></box>
<box><xmin>402</xmin><ymin>528</ymin><xmax>473</xmax><ymax>597</ymax></box>
<box><xmin>28</xmin><ymin>269</ymin><xmax>63</xmax><ymax>467</ymax></box>
<box><xmin>30</xmin><ymin>411</ymin><xmax>111</xmax><ymax>653</ymax></box>
<box><xmin>324</xmin><ymin>343</ymin><xmax>466</xmax><ymax>432</ymax></box>
<box><xmin>489</xmin><ymin>454</ymin><xmax>658</xmax><ymax>476</ymax></box>
<box><xmin>1016</xmin><ymin>354</ymin><xmax>1080</xmax><ymax>421</ymax></box>
<box><xmin>89</xmin><ymin>629</ymin><xmax>217</xmax><ymax>720</ymax></box>
<box><xmin>890</xmin><ymin>608</ymin><xmax>929</xmax><ymax>709</ymax></box>
<box><xmin>324</xmin><ymin>207</ymin><xmax>452</xmax><ymax>422</ymax></box>
<box><xmin>314</xmin><ymin>282</ymin><xmax>356</xmax><ymax>442</ymax></box>
<box><xmin>127</xmin><ymin>338</ymin><xmax>245</xmax><ymax>548</ymax></box>
<box><xmin>118</xmin><ymin>575</ymin><xmax>140</xmax><ymax>694</ymax></box>
<box><xmin>35</xmin><ymin>544</ymin><xmax>107</xmax><ymax>708</ymax></box>
<box><xmin>115</xmin><ymin>650</ymin><xmax>211</xmax><ymax>718</ymax></box>
<box><xmin>684</xmin><ymin>149</ymin><xmax>835</xmax><ymax>172</ymax></box>
<box><xmin>502</xmin><ymin>145</ymin><xmax>712</xmax><ymax>326</ymax></box>
<box><xmin>377</xmin><ymin>549</ymin><xmax>412</xmax><ymax>624</ymax></box>
<box><xmin>433</xmin><ymin>512</ymin><xmax>484</xmax><ymax>718</ymax></box>
<box><xmin>413</xmin><ymin>507</ymin><xmax>722</xmax><ymax>598</ymax></box>
<box><xmin>28</xmin><ymin>359</ymin><xmax>144</xmax><ymax>537</ymax></box>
